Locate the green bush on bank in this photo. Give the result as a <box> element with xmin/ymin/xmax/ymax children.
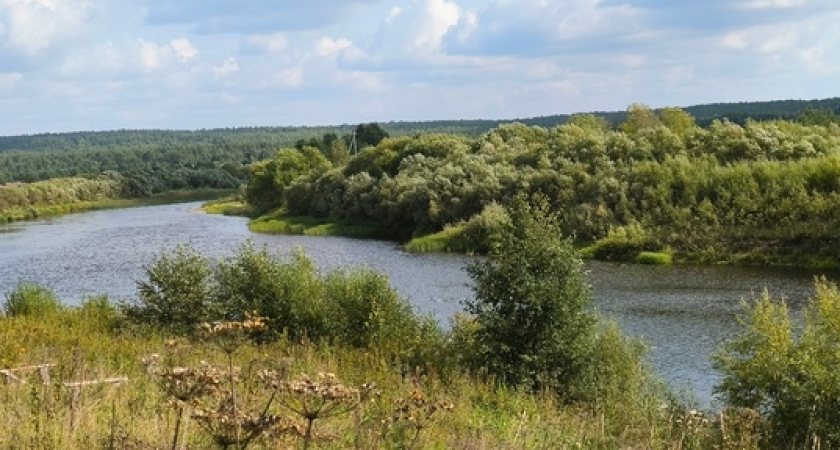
<box><xmin>2</xmin><ymin>281</ymin><xmax>64</xmax><ymax>317</ymax></box>
<box><xmin>123</xmin><ymin>241</ymin><xmax>441</xmax><ymax>371</ymax></box>
<box><xmin>714</xmin><ymin>278</ymin><xmax>840</xmax><ymax>448</ymax></box>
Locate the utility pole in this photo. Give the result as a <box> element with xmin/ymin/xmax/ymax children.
<box><xmin>349</xmin><ymin>130</ymin><xmax>358</xmax><ymax>157</ymax></box>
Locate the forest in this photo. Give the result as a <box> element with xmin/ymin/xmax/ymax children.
<box><xmin>243</xmin><ymin>105</ymin><xmax>840</xmax><ymax>267</ymax></box>
<box><xmin>4</xmin><ymin>98</ymin><xmax>840</xmax><ymax>265</ymax></box>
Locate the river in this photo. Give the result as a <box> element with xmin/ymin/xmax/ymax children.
<box><xmin>0</xmin><ymin>202</ymin><xmax>832</xmax><ymax>408</ymax></box>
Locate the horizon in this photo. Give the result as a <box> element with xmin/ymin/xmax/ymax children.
<box><xmin>2</xmin><ymin>1</ymin><xmax>839</xmax><ymax>136</ymax></box>
<box><xmin>3</xmin><ymin>94</ymin><xmax>838</xmax><ymax>138</ymax></box>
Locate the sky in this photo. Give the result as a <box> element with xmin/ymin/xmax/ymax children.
<box><xmin>1</xmin><ymin>0</ymin><xmax>838</xmax><ymax>135</ymax></box>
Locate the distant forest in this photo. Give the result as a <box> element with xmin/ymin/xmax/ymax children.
<box><xmin>1</xmin><ymin>96</ymin><xmax>839</xmax><ymax>193</ymax></box>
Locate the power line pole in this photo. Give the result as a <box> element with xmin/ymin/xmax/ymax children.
<box><xmin>349</xmin><ymin>130</ymin><xmax>358</xmax><ymax>157</ymax></box>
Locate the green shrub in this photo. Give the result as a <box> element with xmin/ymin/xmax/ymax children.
<box><xmin>464</xmin><ymin>195</ymin><xmax>597</xmax><ymax>399</ymax></box>
<box><xmin>77</xmin><ymin>294</ymin><xmax>123</xmax><ymax>331</ymax></box>
<box><xmin>714</xmin><ymin>278</ymin><xmax>840</xmax><ymax>448</ymax></box>
<box><xmin>587</xmin><ymin>222</ymin><xmax>652</xmax><ymax>261</ymax></box>
<box><xmin>636</xmin><ymin>251</ymin><xmax>672</xmax><ymax>265</ymax></box>
<box><xmin>214</xmin><ymin>242</ymin><xmax>327</xmax><ymax>341</ymax></box>
<box><xmin>3</xmin><ymin>281</ymin><xmax>63</xmax><ymax>317</ymax></box>
<box><xmin>123</xmin><ymin>244</ymin><xmax>214</xmax><ymax>334</ymax></box>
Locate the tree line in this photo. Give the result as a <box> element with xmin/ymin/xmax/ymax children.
<box><xmin>245</xmin><ymin>105</ymin><xmax>840</xmax><ymax>266</ymax></box>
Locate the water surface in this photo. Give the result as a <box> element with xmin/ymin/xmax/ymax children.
<box><xmin>0</xmin><ymin>202</ymin><xmax>831</xmax><ymax>408</ymax></box>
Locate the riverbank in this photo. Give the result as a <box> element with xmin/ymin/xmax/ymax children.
<box><xmin>0</xmin><ymin>188</ymin><xmax>235</xmax><ymax>225</ymax></box>
<box><xmin>0</xmin><ymin>298</ymin><xmax>723</xmax><ymax>449</ymax></box>
<box><xmin>226</xmin><ymin>206</ymin><xmax>840</xmax><ymax>270</ymax></box>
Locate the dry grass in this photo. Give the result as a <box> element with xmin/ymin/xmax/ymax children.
<box><xmin>0</xmin><ymin>309</ymin><xmax>747</xmax><ymax>449</ymax></box>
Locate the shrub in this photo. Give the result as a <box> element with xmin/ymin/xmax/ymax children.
<box><xmin>77</xmin><ymin>294</ymin><xmax>123</xmax><ymax>331</ymax></box>
<box><xmin>636</xmin><ymin>251</ymin><xmax>672</xmax><ymax>265</ymax></box>
<box><xmin>464</xmin><ymin>194</ymin><xmax>597</xmax><ymax>399</ymax></box>
<box><xmin>3</xmin><ymin>281</ymin><xmax>63</xmax><ymax>317</ymax></box>
<box><xmin>214</xmin><ymin>242</ymin><xmax>327</xmax><ymax>341</ymax></box>
<box><xmin>588</xmin><ymin>222</ymin><xmax>652</xmax><ymax>261</ymax></box>
<box><xmin>124</xmin><ymin>244</ymin><xmax>214</xmax><ymax>334</ymax></box>
<box><xmin>714</xmin><ymin>278</ymin><xmax>840</xmax><ymax>448</ymax></box>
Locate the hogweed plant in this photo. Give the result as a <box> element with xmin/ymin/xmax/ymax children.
<box><xmin>382</xmin><ymin>388</ymin><xmax>455</xmax><ymax>449</ymax></box>
<box><xmin>261</xmin><ymin>370</ymin><xmax>379</xmax><ymax>450</ymax></box>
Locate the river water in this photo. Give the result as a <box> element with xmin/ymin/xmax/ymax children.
<box><xmin>0</xmin><ymin>202</ymin><xmax>832</xmax><ymax>408</ymax></box>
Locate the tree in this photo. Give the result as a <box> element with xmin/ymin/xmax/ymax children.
<box><xmin>125</xmin><ymin>245</ymin><xmax>214</xmax><ymax>334</ymax></box>
<box><xmin>620</xmin><ymin>103</ymin><xmax>660</xmax><ymax>134</ymax></box>
<box><xmin>568</xmin><ymin>113</ymin><xmax>612</xmax><ymax>132</ymax></box>
<box><xmin>659</xmin><ymin>107</ymin><xmax>697</xmax><ymax>137</ymax></box>
<box><xmin>354</xmin><ymin>123</ymin><xmax>390</xmax><ymax>148</ymax></box>
<box><xmin>714</xmin><ymin>278</ymin><xmax>840</xmax><ymax>448</ymax></box>
<box><xmin>464</xmin><ymin>194</ymin><xmax>596</xmax><ymax>398</ymax></box>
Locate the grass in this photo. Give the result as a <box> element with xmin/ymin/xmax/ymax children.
<box><xmin>249</xmin><ymin>209</ymin><xmax>383</xmax><ymax>239</ymax></box>
<box><xmin>0</xmin><ymin>305</ymin><xmax>736</xmax><ymax>449</ymax></box>
<box><xmin>637</xmin><ymin>251</ymin><xmax>674</xmax><ymax>265</ymax></box>
<box><xmin>404</xmin><ymin>226</ymin><xmax>468</xmax><ymax>253</ymax></box>
<box><xmin>201</xmin><ymin>196</ymin><xmax>255</xmax><ymax>216</ymax></box>
<box><xmin>0</xmin><ymin>188</ymin><xmax>236</xmax><ymax>224</ymax></box>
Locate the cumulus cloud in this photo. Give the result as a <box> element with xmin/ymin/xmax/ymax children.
<box><xmin>362</xmin><ymin>0</ymin><xmax>462</xmax><ymax>57</ymax></box>
<box><xmin>444</xmin><ymin>0</ymin><xmax>649</xmax><ymax>57</ymax></box>
<box><xmin>316</xmin><ymin>37</ymin><xmax>353</xmax><ymax>57</ymax></box>
<box><xmin>0</xmin><ymin>0</ymin><xmax>96</xmax><ymax>56</ymax></box>
<box><xmin>213</xmin><ymin>57</ymin><xmax>240</xmax><ymax>77</ymax></box>
<box><xmin>170</xmin><ymin>38</ymin><xmax>198</xmax><ymax>62</ymax></box>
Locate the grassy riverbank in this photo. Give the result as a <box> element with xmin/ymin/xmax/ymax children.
<box><xmin>0</xmin><ymin>188</ymin><xmax>235</xmax><ymax>225</ymax></box>
<box><xmin>0</xmin><ymin>305</ymin><xmax>720</xmax><ymax>449</ymax></box>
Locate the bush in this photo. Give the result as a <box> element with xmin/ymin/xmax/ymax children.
<box><xmin>588</xmin><ymin>222</ymin><xmax>652</xmax><ymax>261</ymax></box>
<box><xmin>123</xmin><ymin>245</ymin><xmax>214</xmax><ymax>334</ymax></box>
<box><xmin>636</xmin><ymin>251</ymin><xmax>672</xmax><ymax>265</ymax></box>
<box><xmin>714</xmin><ymin>278</ymin><xmax>840</xmax><ymax>448</ymax></box>
<box><xmin>3</xmin><ymin>281</ymin><xmax>63</xmax><ymax>317</ymax></box>
<box><xmin>214</xmin><ymin>243</ymin><xmax>327</xmax><ymax>341</ymax></box>
<box><xmin>464</xmin><ymin>195</ymin><xmax>597</xmax><ymax>399</ymax></box>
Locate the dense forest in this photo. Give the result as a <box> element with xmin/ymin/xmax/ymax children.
<box><xmin>4</xmin><ymin>98</ymin><xmax>840</xmax><ymax>265</ymax></box>
<box><xmin>244</xmin><ymin>105</ymin><xmax>840</xmax><ymax>267</ymax></box>
<box><xmin>3</xmin><ymin>97</ymin><xmax>839</xmax><ymax>184</ymax></box>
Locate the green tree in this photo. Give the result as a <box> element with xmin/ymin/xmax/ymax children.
<box><xmin>125</xmin><ymin>245</ymin><xmax>214</xmax><ymax>334</ymax></box>
<box><xmin>659</xmin><ymin>107</ymin><xmax>697</xmax><ymax>137</ymax></box>
<box><xmin>568</xmin><ymin>113</ymin><xmax>612</xmax><ymax>132</ymax></box>
<box><xmin>464</xmin><ymin>195</ymin><xmax>596</xmax><ymax>398</ymax></box>
<box><xmin>714</xmin><ymin>278</ymin><xmax>840</xmax><ymax>448</ymax></box>
<box><xmin>3</xmin><ymin>281</ymin><xmax>63</xmax><ymax>317</ymax></box>
<box><xmin>354</xmin><ymin>123</ymin><xmax>390</xmax><ymax>148</ymax></box>
<box><xmin>620</xmin><ymin>103</ymin><xmax>660</xmax><ymax>134</ymax></box>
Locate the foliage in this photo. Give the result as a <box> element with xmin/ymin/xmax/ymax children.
<box><xmin>714</xmin><ymin>278</ymin><xmax>840</xmax><ymax>448</ymax></box>
<box><xmin>586</xmin><ymin>222</ymin><xmax>653</xmax><ymax>261</ymax></box>
<box><xmin>463</xmin><ymin>195</ymin><xmax>597</xmax><ymax>399</ymax></box>
<box><xmin>125</xmin><ymin>245</ymin><xmax>215</xmax><ymax>334</ymax></box>
<box><xmin>636</xmin><ymin>251</ymin><xmax>673</xmax><ymax>265</ymax></box>
<box><xmin>237</xmin><ymin>108</ymin><xmax>840</xmax><ymax>267</ymax></box>
<box><xmin>2</xmin><ymin>281</ymin><xmax>63</xmax><ymax>317</ymax></box>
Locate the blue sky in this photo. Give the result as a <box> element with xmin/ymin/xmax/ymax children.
<box><xmin>1</xmin><ymin>0</ymin><xmax>838</xmax><ymax>135</ymax></box>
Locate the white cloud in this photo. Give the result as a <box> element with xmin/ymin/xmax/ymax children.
<box><xmin>267</xmin><ymin>67</ymin><xmax>304</xmax><ymax>88</ymax></box>
<box><xmin>443</xmin><ymin>0</ymin><xmax>649</xmax><ymax>57</ymax></box>
<box><xmin>170</xmin><ymin>38</ymin><xmax>198</xmax><ymax>62</ymax></box>
<box><xmin>315</xmin><ymin>37</ymin><xmax>353</xmax><ymax>57</ymax></box>
<box><xmin>412</xmin><ymin>0</ymin><xmax>460</xmax><ymax>53</ymax></box>
<box><xmin>738</xmin><ymin>0</ymin><xmax>806</xmax><ymax>9</ymax></box>
<box><xmin>366</xmin><ymin>0</ymin><xmax>461</xmax><ymax>56</ymax></box>
<box><xmin>138</xmin><ymin>40</ymin><xmax>167</xmax><ymax>72</ymax></box>
<box><xmin>0</xmin><ymin>0</ymin><xmax>94</xmax><ymax>56</ymax></box>
<box><xmin>213</xmin><ymin>57</ymin><xmax>240</xmax><ymax>77</ymax></box>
